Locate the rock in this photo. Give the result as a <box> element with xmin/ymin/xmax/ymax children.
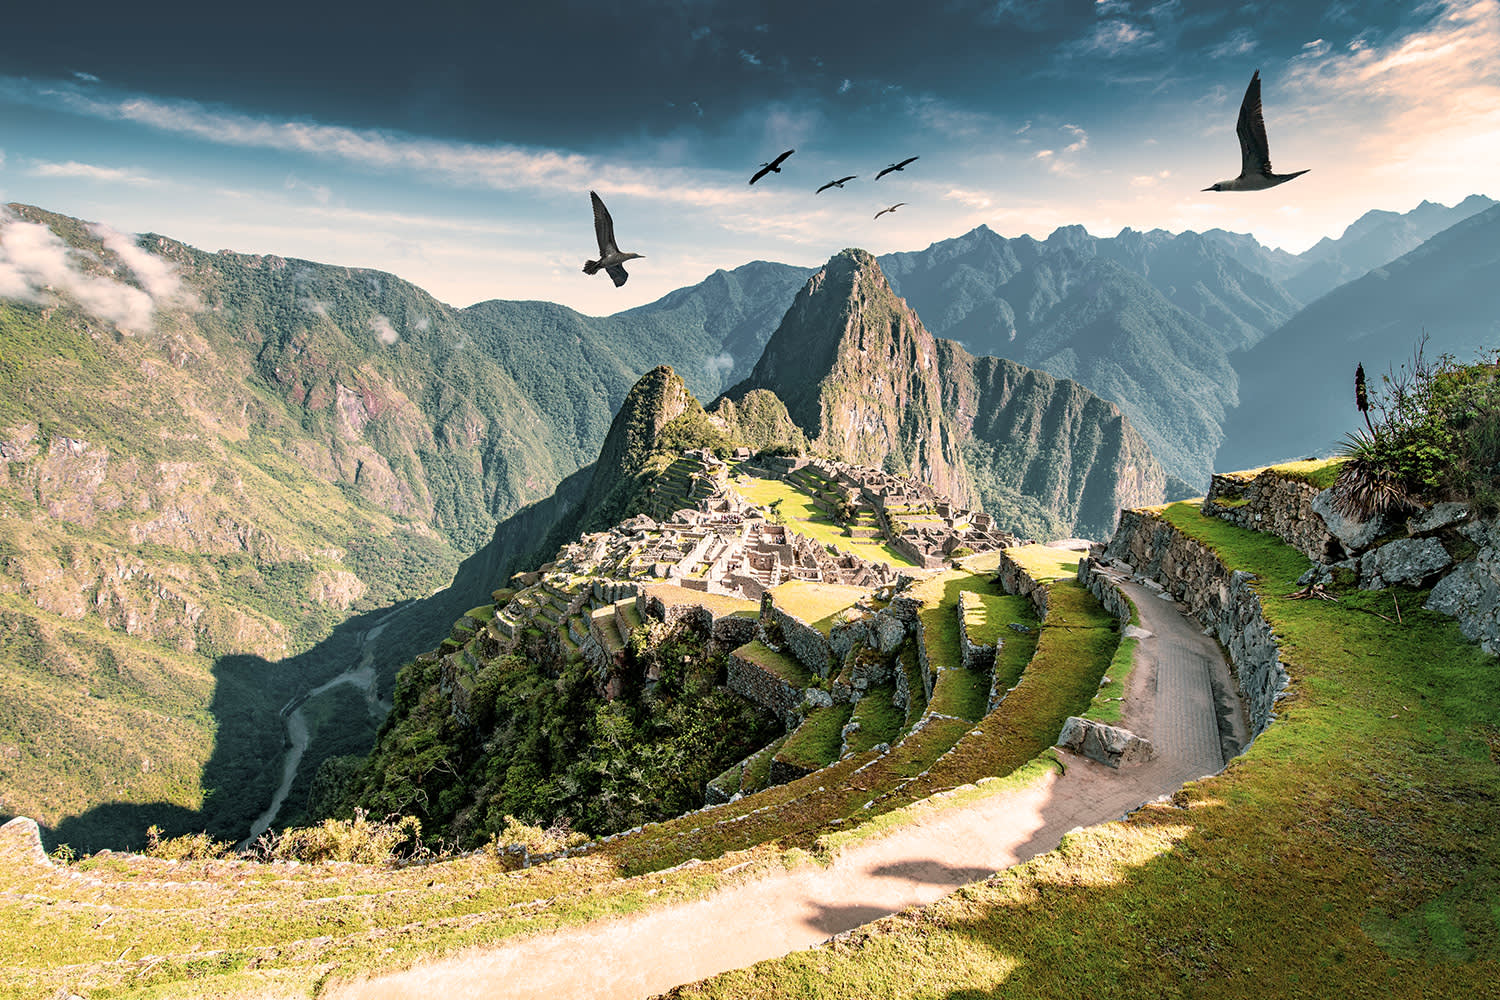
<box><xmin>1311</xmin><ymin>490</ymin><xmax>1391</xmax><ymax>555</ymax></box>
<box><xmin>1359</xmin><ymin>537</ymin><xmax>1452</xmax><ymax>589</ymax></box>
<box><xmin>872</xmin><ymin>611</ymin><xmax>907</xmax><ymax>653</ymax></box>
<box><xmin>804</xmin><ymin>687</ymin><xmax>834</xmax><ymax>709</ymax></box>
<box><xmin>1055</xmin><ymin>717</ymin><xmax>1154</xmax><ymax>768</ymax></box>
<box><xmin>1426</xmin><ymin>543</ymin><xmax>1500</xmax><ymax>655</ymax></box>
<box><xmin>1408</xmin><ymin>501</ymin><xmax>1472</xmax><ymax>536</ymax></box>
<box><xmin>1123</xmin><ymin>624</ymin><xmax>1153</xmax><ymax>640</ymax></box>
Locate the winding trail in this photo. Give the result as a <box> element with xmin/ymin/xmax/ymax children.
<box><xmin>242</xmin><ymin>615</ymin><xmax>398</xmax><ymax>847</ymax></box>
<box><xmin>332</xmin><ymin>571</ymin><xmax>1244</xmax><ymax>1000</ymax></box>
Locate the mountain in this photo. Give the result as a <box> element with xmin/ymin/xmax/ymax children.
<box><xmin>1217</xmin><ymin>203</ymin><xmax>1500</xmax><ymax>470</ymax></box>
<box><xmin>1282</xmin><ymin>194</ymin><xmax>1497</xmax><ymax>304</ymax></box>
<box><xmin>874</xmin><ymin>225</ymin><xmax>1286</xmax><ymax>488</ymax></box>
<box><xmin>0</xmin><ymin>204</ymin><xmax>804</xmax><ymax>849</ymax></box>
<box><xmin>724</xmin><ymin>249</ymin><xmax>1164</xmax><ymax>539</ymax></box>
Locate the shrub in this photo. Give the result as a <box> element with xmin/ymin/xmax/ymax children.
<box><xmin>255</xmin><ymin>809</ymin><xmax>423</xmax><ymax>865</ymax></box>
<box><xmin>145</xmin><ymin>825</ymin><xmax>233</xmax><ymax>861</ymax></box>
<box><xmin>1332</xmin><ymin>339</ymin><xmax>1500</xmax><ymax>518</ymax></box>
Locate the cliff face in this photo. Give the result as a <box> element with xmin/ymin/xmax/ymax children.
<box><xmin>726</xmin><ymin>249</ymin><xmax>1164</xmax><ymax>539</ymax></box>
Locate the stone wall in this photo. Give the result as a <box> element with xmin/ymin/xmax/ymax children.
<box><xmin>1104</xmin><ymin>509</ymin><xmax>1287</xmax><ymax>736</ymax></box>
<box><xmin>995</xmin><ymin>549</ymin><xmax>1050</xmax><ymax>618</ymax></box>
<box><xmin>1078</xmin><ymin>557</ymin><xmax>1134</xmax><ymax>627</ymax></box>
<box><xmin>1202</xmin><ymin>470</ymin><xmax>1342</xmax><ymax>562</ymax></box>
<box><xmin>766</xmin><ymin>604</ymin><xmax>835</xmax><ymax>678</ymax></box>
<box><xmin>726</xmin><ymin>648</ymin><xmax>804</xmax><ymax>724</ymax></box>
<box><xmin>955</xmin><ymin>590</ymin><xmax>997</xmax><ymax>673</ymax></box>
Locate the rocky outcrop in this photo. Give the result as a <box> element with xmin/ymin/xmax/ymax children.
<box><xmin>722</xmin><ymin>248</ymin><xmax>1166</xmax><ymax>539</ymax></box>
<box><xmin>1105</xmin><ymin>509</ymin><xmax>1288</xmax><ymax>737</ymax></box>
<box><xmin>1057</xmin><ymin>716</ymin><xmax>1155</xmax><ymax>768</ymax></box>
<box><xmin>1425</xmin><ymin>518</ymin><xmax>1500</xmax><ymax>654</ymax></box>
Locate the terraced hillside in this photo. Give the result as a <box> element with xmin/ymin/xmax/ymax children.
<box><xmin>7</xmin><ymin>463</ymin><xmax>1495</xmax><ymax>999</ymax></box>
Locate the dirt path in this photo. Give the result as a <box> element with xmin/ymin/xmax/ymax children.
<box><xmin>332</xmin><ymin>577</ymin><xmax>1244</xmax><ymax>1000</ymax></box>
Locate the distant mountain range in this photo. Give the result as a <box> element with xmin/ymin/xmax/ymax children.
<box><xmin>1218</xmin><ymin>202</ymin><xmax>1500</xmax><ymax>470</ymax></box>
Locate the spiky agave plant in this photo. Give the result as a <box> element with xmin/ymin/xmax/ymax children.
<box><xmin>1329</xmin><ymin>428</ymin><xmax>1414</xmax><ymax>519</ymax></box>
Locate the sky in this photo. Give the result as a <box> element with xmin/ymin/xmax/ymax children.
<box><xmin>1</xmin><ymin>0</ymin><xmax>1497</xmax><ymax>316</ymax></box>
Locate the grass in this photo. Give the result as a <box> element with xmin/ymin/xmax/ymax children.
<box><xmin>770</xmin><ymin>580</ymin><xmax>868</xmax><ymax>635</ymax></box>
<box><xmin>641</xmin><ymin>584</ymin><xmax>757</xmax><ymax>617</ymax></box>
<box><xmin>733</xmin><ymin>640</ymin><xmax>812</xmax><ymax>688</ymax></box>
<box><xmin>845</xmin><ymin>685</ymin><xmax>903</xmax><ymax>753</ymax></box>
<box><xmin>964</xmin><ymin>592</ymin><xmax>1032</xmax><ymax>647</ymax></box>
<box><xmin>1266</xmin><ymin>457</ymin><xmax>1344</xmax><ymax>489</ymax></box>
<box><xmin>731</xmin><ymin>475</ymin><xmax>920</xmax><ymax>568</ymax></box>
<box><xmin>928</xmin><ymin>667</ymin><xmax>992</xmax><ymax>722</ymax></box>
<box><xmin>665</xmin><ymin>502</ymin><xmax>1500</xmax><ymax>999</ymax></box>
<box><xmin>1004</xmin><ymin>543</ymin><xmax>1084</xmax><ymax>582</ymax></box>
<box><xmin>777</xmin><ymin>704</ymin><xmax>854</xmax><ymax>771</ymax></box>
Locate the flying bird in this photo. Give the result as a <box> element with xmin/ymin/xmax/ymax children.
<box><xmin>582</xmin><ymin>190</ymin><xmax>643</xmax><ymax>288</ymax></box>
<box><xmin>749</xmin><ymin>149</ymin><xmax>795</xmax><ymax>184</ymax></box>
<box><xmin>874</xmin><ymin>203</ymin><xmax>907</xmax><ymax>219</ymax></box>
<box><xmin>1202</xmin><ymin>70</ymin><xmax>1309</xmax><ymax>192</ymax></box>
<box><xmin>876</xmin><ymin>156</ymin><xmax>919</xmax><ymax>180</ymax></box>
<box><xmin>816</xmin><ymin>175</ymin><xmax>857</xmax><ymax>193</ymax></box>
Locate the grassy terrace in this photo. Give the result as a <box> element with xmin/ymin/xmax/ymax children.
<box><xmin>733</xmin><ymin>639</ymin><xmax>813</xmax><ymax>688</ymax></box>
<box><xmin>777</xmin><ymin>704</ymin><xmax>854</xmax><ymax>772</ymax></box>
<box><xmin>1004</xmin><ymin>542</ymin><xmax>1084</xmax><ymax>582</ymax></box>
<box><xmin>846</xmin><ymin>685</ymin><xmax>903</xmax><ymax>754</ymax></box>
<box><xmin>642</xmin><ymin>584</ymin><xmax>758</xmax><ymax>618</ymax></box>
<box><xmin>730</xmin><ymin>474</ymin><xmax>920</xmax><ymax>568</ymax></box>
<box><xmin>0</xmin><ymin>546</ymin><xmax>1121</xmax><ymax>998</ymax></box>
<box><xmin>669</xmin><ymin>501</ymin><xmax>1500</xmax><ymax>999</ymax></box>
<box><xmin>770</xmin><ymin>580</ymin><xmax>869</xmax><ymax>634</ymax></box>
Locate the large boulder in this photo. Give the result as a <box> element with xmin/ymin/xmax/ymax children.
<box><xmin>1359</xmin><ymin>537</ymin><xmax>1453</xmax><ymax>589</ymax></box>
<box><xmin>1311</xmin><ymin>490</ymin><xmax>1392</xmax><ymax>556</ymax></box>
<box><xmin>1056</xmin><ymin>716</ymin><xmax>1155</xmax><ymax>768</ymax></box>
<box><xmin>1425</xmin><ymin>521</ymin><xmax>1500</xmax><ymax>654</ymax></box>
<box><xmin>1408</xmin><ymin>501</ymin><xmax>1473</xmax><ymax>537</ymax></box>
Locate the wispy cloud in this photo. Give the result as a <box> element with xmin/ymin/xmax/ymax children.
<box><xmin>0</xmin><ymin>208</ymin><xmax>185</xmax><ymax>332</ymax></box>
<box><xmin>1069</xmin><ymin>19</ymin><xmax>1155</xmax><ymax>57</ymax></box>
<box><xmin>703</xmin><ymin>351</ymin><xmax>733</xmax><ymax>380</ymax></box>
<box><xmin>738</xmin><ymin>49</ymin><xmax>762</xmax><ymax>66</ymax></box>
<box><xmin>837</xmin><ymin>78</ymin><xmax>852</xmax><ymax>95</ymax></box>
<box><xmin>284</xmin><ymin>173</ymin><xmax>332</xmax><ymax>204</ymax></box>
<box><xmin>1207</xmin><ymin>27</ymin><xmax>1257</xmax><ymax>59</ymax></box>
<box><xmin>30</xmin><ymin>159</ymin><xmax>160</xmax><ymax>186</ymax></box>
<box><xmin>90</xmin><ymin>223</ymin><xmax>191</xmax><ymax>306</ymax></box>
<box><xmin>72</xmin><ymin>71</ymin><xmax>100</xmax><ymax>84</ymax></box>
<box><xmin>369</xmin><ymin>314</ymin><xmax>399</xmax><ymax>345</ymax></box>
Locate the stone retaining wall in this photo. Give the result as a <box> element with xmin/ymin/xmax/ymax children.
<box><xmin>1104</xmin><ymin>509</ymin><xmax>1287</xmax><ymax>736</ymax></box>
<box><xmin>766</xmin><ymin>602</ymin><xmax>834</xmax><ymax>678</ymax></box>
<box><xmin>1079</xmin><ymin>557</ymin><xmax>1134</xmax><ymax>627</ymax></box>
<box><xmin>726</xmin><ymin>648</ymin><xmax>804</xmax><ymax>724</ymax></box>
<box><xmin>955</xmin><ymin>590</ymin><xmax>997</xmax><ymax>673</ymax></box>
<box><xmin>1202</xmin><ymin>470</ymin><xmax>1341</xmax><ymax>562</ymax></box>
<box><xmin>995</xmin><ymin>549</ymin><xmax>1050</xmax><ymax>618</ymax></box>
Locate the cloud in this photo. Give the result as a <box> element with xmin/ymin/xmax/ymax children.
<box><xmin>72</xmin><ymin>71</ymin><xmax>100</xmax><ymax>83</ymax></box>
<box><xmin>738</xmin><ymin>49</ymin><xmax>762</xmax><ymax>66</ymax></box>
<box><xmin>89</xmin><ymin>223</ymin><xmax>189</xmax><ymax>305</ymax></box>
<box><xmin>284</xmin><ymin>173</ymin><xmax>332</xmax><ymax>204</ymax></box>
<box><xmin>704</xmin><ymin>351</ymin><xmax>734</xmax><ymax>380</ymax></box>
<box><xmin>943</xmin><ymin>187</ymin><xmax>994</xmax><ymax>209</ymax></box>
<box><xmin>413</xmin><ymin>315</ymin><xmax>431</xmax><ymax>333</ymax></box>
<box><xmin>301</xmin><ymin>297</ymin><xmax>331</xmax><ymax>318</ymax></box>
<box><xmin>690</xmin><ymin>26</ymin><xmax>711</xmax><ymax>41</ymax></box>
<box><xmin>1207</xmin><ymin>27</ymin><xmax>1257</xmax><ymax>59</ymax></box>
<box><xmin>30</xmin><ymin>160</ymin><xmax>160</xmax><ymax>186</ymax></box>
<box><xmin>0</xmin><ymin>77</ymin><xmax>788</xmax><ymax>214</ymax></box>
<box><xmin>369</xmin><ymin>314</ymin><xmax>399</xmax><ymax>345</ymax></box>
<box><xmin>1062</xmin><ymin>124</ymin><xmax>1088</xmax><ymax>153</ymax></box>
<box><xmin>1300</xmin><ymin>37</ymin><xmax>1331</xmax><ymax>58</ymax></box>
<box><xmin>0</xmin><ymin>209</ymin><xmax>155</xmax><ymax>332</ymax></box>
<box><xmin>1072</xmin><ymin>19</ymin><xmax>1154</xmax><ymax>56</ymax></box>
<box><xmin>837</xmin><ymin>78</ymin><xmax>852</xmax><ymax>95</ymax></box>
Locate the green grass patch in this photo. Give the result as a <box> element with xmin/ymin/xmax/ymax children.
<box><xmin>929</xmin><ymin>667</ymin><xmax>992</xmax><ymax>722</ymax></box>
<box><xmin>1085</xmin><ymin>635</ymin><xmax>1137</xmax><ymax>725</ymax></box>
<box><xmin>964</xmin><ymin>591</ymin><xmax>1032</xmax><ymax>647</ymax></box>
<box><xmin>845</xmin><ymin>685</ymin><xmax>903</xmax><ymax>753</ymax></box>
<box><xmin>739</xmin><ymin>733</ymin><xmax>792</xmax><ymax>795</ymax></box>
<box><xmin>770</xmin><ymin>580</ymin><xmax>867</xmax><ymax>635</ymax></box>
<box><xmin>777</xmin><ymin>704</ymin><xmax>854</xmax><ymax>771</ymax></box>
<box><xmin>1004</xmin><ymin>543</ymin><xmax>1083</xmax><ymax>582</ymax></box>
<box><xmin>732</xmin><ymin>475</ymin><xmax>920</xmax><ymax>568</ymax></box>
<box><xmin>733</xmin><ymin>640</ymin><xmax>812</xmax><ymax>688</ymax></box>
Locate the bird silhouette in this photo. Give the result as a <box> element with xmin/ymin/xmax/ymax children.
<box><xmin>582</xmin><ymin>191</ymin><xmax>643</xmax><ymax>288</ymax></box>
<box><xmin>815</xmin><ymin>175</ymin><xmax>857</xmax><ymax>193</ymax></box>
<box><xmin>749</xmin><ymin>149</ymin><xmax>795</xmax><ymax>184</ymax></box>
<box><xmin>876</xmin><ymin>156</ymin><xmax>919</xmax><ymax>180</ymax></box>
<box><xmin>874</xmin><ymin>203</ymin><xmax>907</xmax><ymax>219</ymax></box>
<box><xmin>1202</xmin><ymin>70</ymin><xmax>1308</xmax><ymax>192</ymax></box>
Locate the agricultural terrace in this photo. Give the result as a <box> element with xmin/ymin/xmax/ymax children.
<box><xmin>729</xmin><ymin>472</ymin><xmax>921</xmax><ymax>568</ymax></box>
